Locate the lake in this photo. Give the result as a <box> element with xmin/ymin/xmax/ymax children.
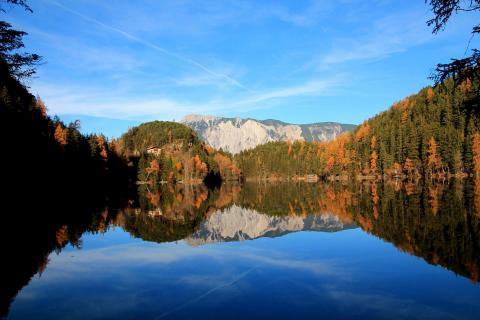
<box><xmin>2</xmin><ymin>181</ymin><xmax>480</xmax><ymax>319</ymax></box>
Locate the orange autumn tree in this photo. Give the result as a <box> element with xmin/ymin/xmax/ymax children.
<box><xmin>145</xmin><ymin>159</ymin><xmax>160</xmax><ymax>181</ymax></box>
<box><xmin>355</xmin><ymin>123</ymin><xmax>370</xmax><ymax>142</ymax></box>
<box><xmin>321</xmin><ymin>132</ymin><xmax>352</xmax><ymax>175</ymax></box>
<box><xmin>473</xmin><ymin>132</ymin><xmax>480</xmax><ymax>176</ymax></box>
<box><xmin>428</xmin><ymin>185</ymin><xmax>442</xmax><ymax>216</ymax></box>
<box><xmin>426</xmin><ymin>87</ymin><xmax>434</xmax><ymax>103</ymax></box>
<box><xmin>287</xmin><ymin>140</ymin><xmax>293</xmax><ymax>156</ymax></box>
<box><xmin>96</xmin><ymin>135</ymin><xmax>108</xmax><ymax>160</ymax></box>
<box><xmin>54</xmin><ymin>123</ymin><xmax>67</xmax><ymax>146</ymax></box>
<box><xmin>191</xmin><ymin>154</ymin><xmax>208</xmax><ymax>179</ymax></box>
<box><xmin>215</xmin><ymin>153</ymin><xmax>241</xmax><ymax>180</ymax></box>
<box><xmin>370</xmin><ymin>135</ymin><xmax>378</xmax><ymax>174</ymax></box>
<box><xmin>427</xmin><ymin>137</ymin><xmax>443</xmax><ymax>176</ymax></box>
<box><xmin>393</xmin><ymin>97</ymin><xmax>410</xmax><ymax>110</ymax></box>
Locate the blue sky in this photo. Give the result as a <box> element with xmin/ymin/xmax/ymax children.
<box><xmin>6</xmin><ymin>0</ymin><xmax>480</xmax><ymax>137</ymax></box>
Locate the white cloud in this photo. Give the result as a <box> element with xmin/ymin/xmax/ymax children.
<box><xmin>33</xmin><ymin>74</ymin><xmax>342</xmax><ymax>121</ymax></box>
<box><xmin>239</xmin><ymin>77</ymin><xmax>342</xmax><ymax>105</ymax></box>
<box><xmin>319</xmin><ymin>11</ymin><xmax>433</xmax><ymax>67</ymax></box>
<box><xmin>46</xmin><ymin>0</ymin><xmax>249</xmax><ymax>90</ymax></box>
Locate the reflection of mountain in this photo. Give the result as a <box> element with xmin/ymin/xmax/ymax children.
<box><xmin>186</xmin><ymin>205</ymin><xmax>356</xmax><ymax>246</ymax></box>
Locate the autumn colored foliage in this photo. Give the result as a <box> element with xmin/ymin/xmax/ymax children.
<box><xmin>236</xmin><ymin>72</ymin><xmax>480</xmax><ymax>180</ymax></box>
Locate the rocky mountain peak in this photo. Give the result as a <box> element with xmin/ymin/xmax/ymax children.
<box><xmin>181</xmin><ymin>114</ymin><xmax>356</xmax><ymax>154</ymax></box>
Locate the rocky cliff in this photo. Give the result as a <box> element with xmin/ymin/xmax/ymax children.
<box><xmin>181</xmin><ymin>114</ymin><xmax>356</xmax><ymax>154</ymax></box>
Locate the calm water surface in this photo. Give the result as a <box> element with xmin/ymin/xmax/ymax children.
<box><xmin>3</xmin><ymin>182</ymin><xmax>480</xmax><ymax>319</ymax></box>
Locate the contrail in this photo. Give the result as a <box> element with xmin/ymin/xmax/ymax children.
<box><xmin>46</xmin><ymin>0</ymin><xmax>250</xmax><ymax>90</ymax></box>
<box><xmin>153</xmin><ymin>266</ymin><xmax>257</xmax><ymax>319</ymax></box>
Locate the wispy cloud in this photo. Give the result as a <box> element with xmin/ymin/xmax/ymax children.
<box><xmin>15</xmin><ymin>0</ymin><xmax>469</xmax><ymax>127</ymax></box>
<box><xmin>33</xmin><ymin>84</ymin><xmax>193</xmax><ymax>121</ymax></box>
<box><xmin>35</xmin><ymin>74</ymin><xmax>342</xmax><ymax>122</ymax></box>
<box><xmin>318</xmin><ymin>11</ymin><xmax>433</xmax><ymax>67</ymax></box>
<box><xmin>269</xmin><ymin>0</ymin><xmax>332</xmax><ymax>27</ymax></box>
<box><xmin>46</xmin><ymin>0</ymin><xmax>249</xmax><ymax>91</ymax></box>
<box><xmin>28</xmin><ymin>28</ymin><xmax>143</xmax><ymax>74</ymax></box>
<box><xmin>239</xmin><ymin>77</ymin><xmax>343</xmax><ymax>105</ymax></box>
<box><xmin>327</xmin><ymin>288</ymin><xmax>455</xmax><ymax>319</ymax></box>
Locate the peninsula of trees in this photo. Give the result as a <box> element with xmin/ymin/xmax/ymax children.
<box><xmin>115</xmin><ymin>121</ymin><xmax>241</xmax><ymax>185</ymax></box>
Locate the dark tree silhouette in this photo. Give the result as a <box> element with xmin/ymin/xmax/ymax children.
<box><xmin>0</xmin><ymin>0</ymin><xmax>40</xmax><ymax>79</ymax></box>
<box><xmin>0</xmin><ymin>0</ymin><xmax>32</xmax><ymax>13</ymax></box>
<box><xmin>426</xmin><ymin>0</ymin><xmax>480</xmax><ymax>84</ymax></box>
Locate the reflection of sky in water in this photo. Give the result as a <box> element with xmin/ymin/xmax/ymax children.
<box><xmin>7</xmin><ymin>228</ymin><xmax>480</xmax><ymax>320</ymax></box>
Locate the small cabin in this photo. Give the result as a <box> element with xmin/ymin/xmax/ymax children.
<box><xmin>305</xmin><ymin>174</ymin><xmax>319</xmax><ymax>182</ymax></box>
<box><xmin>146</xmin><ymin>146</ymin><xmax>162</xmax><ymax>156</ymax></box>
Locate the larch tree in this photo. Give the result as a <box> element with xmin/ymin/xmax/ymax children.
<box><xmin>473</xmin><ymin>132</ymin><xmax>480</xmax><ymax>175</ymax></box>
<box><xmin>54</xmin><ymin>124</ymin><xmax>67</xmax><ymax>146</ymax></box>
<box><xmin>370</xmin><ymin>135</ymin><xmax>378</xmax><ymax>174</ymax></box>
<box><xmin>427</xmin><ymin>136</ymin><xmax>443</xmax><ymax>176</ymax></box>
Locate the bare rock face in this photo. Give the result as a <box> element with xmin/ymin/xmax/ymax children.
<box><xmin>185</xmin><ymin>205</ymin><xmax>356</xmax><ymax>246</ymax></box>
<box><xmin>181</xmin><ymin>114</ymin><xmax>356</xmax><ymax>154</ymax></box>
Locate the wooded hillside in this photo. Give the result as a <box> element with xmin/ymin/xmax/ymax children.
<box><xmin>235</xmin><ymin>73</ymin><xmax>480</xmax><ymax>180</ymax></box>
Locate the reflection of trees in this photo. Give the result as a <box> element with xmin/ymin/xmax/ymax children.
<box><xmin>4</xmin><ymin>179</ymin><xmax>480</xmax><ymax>319</ymax></box>
<box><xmin>0</xmin><ymin>203</ymin><xmax>120</xmax><ymax>319</ymax></box>
<box><xmin>234</xmin><ymin>181</ymin><xmax>480</xmax><ymax>283</ymax></box>
<box><xmin>234</xmin><ymin>182</ymin><xmax>355</xmax><ymax>224</ymax></box>
<box><xmin>349</xmin><ymin>180</ymin><xmax>480</xmax><ymax>283</ymax></box>
<box><xmin>113</xmin><ymin>184</ymin><xmax>239</xmax><ymax>243</ymax></box>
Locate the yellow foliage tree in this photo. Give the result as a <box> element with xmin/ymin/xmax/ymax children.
<box><xmin>355</xmin><ymin>123</ymin><xmax>370</xmax><ymax>142</ymax></box>
<box><xmin>427</xmin><ymin>137</ymin><xmax>442</xmax><ymax>176</ymax></box>
<box><xmin>54</xmin><ymin>124</ymin><xmax>67</xmax><ymax>146</ymax></box>
<box><xmin>370</xmin><ymin>136</ymin><xmax>378</xmax><ymax>174</ymax></box>
<box><xmin>426</xmin><ymin>87</ymin><xmax>434</xmax><ymax>103</ymax></box>
<box><xmin>473</xmin><ymin>132</ymin><xmax>480</xmax><ymax>175</ymax></box>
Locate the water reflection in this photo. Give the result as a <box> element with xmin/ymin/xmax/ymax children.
<box><xmin>114</xmin><ymin>183</ymin><xmax>357</xmax><ymax>246</ymax></box>
<box><xmin>186</xmin><ymin>205</ymin><xmax>355</xmax><ymax>245</ymax></box>
<box><xmin>0</xmin><ymin>201</ymin><xmax>123</xmax><ymax>319</ymax></box>
<box><xmin>110</xmin><ymin>181</ymin><xmax>480</xmax><ymax>283</ymax></box>
<box><xmin>349</xmin><ymin>180</ymin><xmax>480</xmax><ymax>283</ymax></box>
<box><xmin>3</xmin><ymin>180</ymin><xmax>480</xmax><ymax>319</ymax></box>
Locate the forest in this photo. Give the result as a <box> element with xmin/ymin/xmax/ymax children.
<box><xmin>235</xmin><ymin>73</ymin><xmax>480</xmax><ymax>181</ymax></box>
<box><xmin>0</xmin><ymin>58</ymin><xmax>136</xmax><ymax>205</ymax></box>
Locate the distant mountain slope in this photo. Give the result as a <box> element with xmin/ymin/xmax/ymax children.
<box><xmin>181</xmin><ymin>114</ymin><xmax>356</xmax><ymax>154</ymax></box>
<box><xmin>185</xmin><ymin>205</ymin><xmax>357</xmax><ymax>246</ymax></box>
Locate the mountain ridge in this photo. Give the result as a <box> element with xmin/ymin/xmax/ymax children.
<box><xmin>181</xmin><ymin>114</ymin><xmax>356</xmax><ymax>154</ymax></box>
